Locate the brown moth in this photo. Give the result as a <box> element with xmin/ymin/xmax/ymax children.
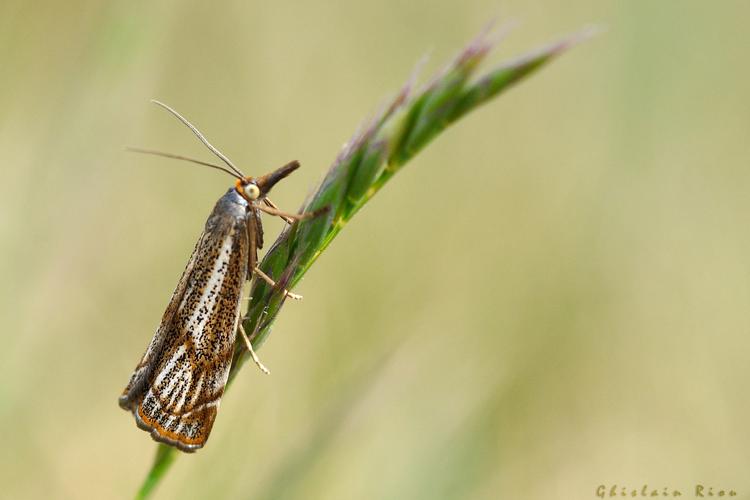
<box><xmin>119</xmin><ymin>101</ymin><xmax>316</xmax><ymax>452</ymax></box>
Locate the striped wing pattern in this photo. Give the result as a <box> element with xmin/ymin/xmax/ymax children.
<box><xmin>120</xmin><ymin>189</ymin><xmax>249</xmax><ymax>452</ymax></box>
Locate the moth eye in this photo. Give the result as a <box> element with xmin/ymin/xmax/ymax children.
<box><xmin>244</xmin><ymin>184</ymin><xmax>260</xmax><ymax>200</ymax></box>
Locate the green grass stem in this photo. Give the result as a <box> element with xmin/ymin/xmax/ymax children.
<box><xmin>135</xmin><ymin>24</ymin><xmax>593</xmax><ymax>498</ymax></box>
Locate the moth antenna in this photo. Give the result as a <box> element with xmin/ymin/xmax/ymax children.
<box><xmin>150</xmin><ymin>100</ymin><xmax>246</xmax><ymax>178</ymax></box>
<box><xmin>125</xmin><ymin>147</ymin><xmax>243</xmax><ymax>180</ymax></box>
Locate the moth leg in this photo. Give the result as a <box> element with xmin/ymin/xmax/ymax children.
<box><xmin>238</xmin><ymin>322</ymin><xmax>270</xmax><ymax>374</ymax></box>
<box><xmin>253</xmin><ymin>266</ymin><xmax>303</xmax><ymax>301</ymax></box>
<box><xmin>255</xmin><ymin>203</ymin><xmax>327</xmax><ymax>221</ymax></box>
<box><xmin>263</xmin><ymin>198</ymin><xmax>294</xmax><ymax>225</ymax></box>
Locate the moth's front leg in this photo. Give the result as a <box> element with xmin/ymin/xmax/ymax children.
<box><xmin>255</xmin><ymin>203</ymin><xmax>330</xmax><ymax>221</ymax></box>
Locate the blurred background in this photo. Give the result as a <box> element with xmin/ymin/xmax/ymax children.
<box><xmin>2</xmin><ymin>1</ymin><xmax>749</xmax><ymax>499</ymax></box>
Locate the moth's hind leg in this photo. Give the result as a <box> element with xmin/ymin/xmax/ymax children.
<box><xmin>238</xmin><ymin>321</ymin><xmax>270</xmax><ymax>374</ymax></box>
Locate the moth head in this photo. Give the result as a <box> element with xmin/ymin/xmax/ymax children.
<box><xmin>237</xmin><ymin>161</ymin><xmax>301</xmax><ymax>202</ymax></box>
<box><xmin>237</xmin><ymin>179</ymin><xmax>261</xmax><ymax>201</ymax></box>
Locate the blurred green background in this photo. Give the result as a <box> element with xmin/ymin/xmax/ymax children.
<box><xmin>2</xmin><ymin>1</ymin><xmax>749</xmax><ymax>499</ymax></box>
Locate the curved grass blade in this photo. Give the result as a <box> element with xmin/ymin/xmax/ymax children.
<box><xmin>136</xmin><ymin>444</ymin><xmax>176</xmax><ymax>500</ymax></box>
<box><xmin>135</xmin><ymin>25</ymin><xmax>595</xmax><ymax>498</ymax></box>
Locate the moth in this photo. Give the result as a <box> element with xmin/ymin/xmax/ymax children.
<box><xmin>119</xmin><ymin>101</ymin><xmax>319</xmax><ymax>452</ymax></box>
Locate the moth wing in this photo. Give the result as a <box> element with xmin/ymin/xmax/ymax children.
<box><xmin>120</xmin><ymin>199</ymin><xmax>249</xmax><ymax>452</ymax></box>
<box><xmin>254</xmin><ymin>206</ymin><xmax>264</xmax><ymax>250</ymax></box>
<box><xmin>119</xmin><ymin>232</ymin><xmax>206</xmax><ymax>408</ymax></box>
<box><xmin>245</xmin><ymin>208</ymin><xmax>261</xmax><ymax>276</ymax></box>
